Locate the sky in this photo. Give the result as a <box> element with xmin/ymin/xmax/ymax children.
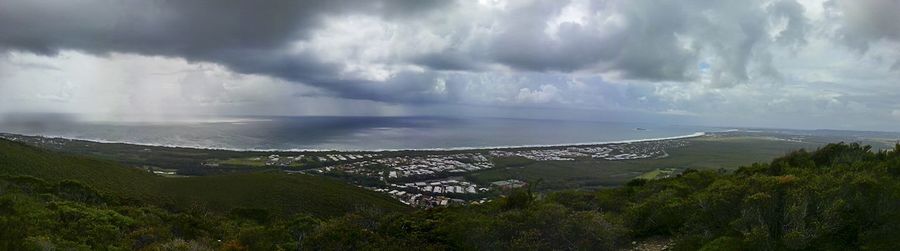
<box><xmin>0</xmin><ymin>0</ymin><xmax>899</xmax><ymax>131</ymax></box>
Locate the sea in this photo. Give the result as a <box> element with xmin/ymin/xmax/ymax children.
<box><xmin>0</xmin><ymin>116</ymin><xmax>711</xmax><ymax>151</ymax></box>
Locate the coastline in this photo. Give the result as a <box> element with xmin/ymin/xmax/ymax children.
<box><xmin>0</xmin><ymin>131</ymin><xmax>709</xmax><ymax>153</ymax></box>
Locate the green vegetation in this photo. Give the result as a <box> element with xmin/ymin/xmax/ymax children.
<box><xmin>468</xmin><ymin>136</ymin><xmax>821</xmax><ymax>190</ymax></box>
<box><xmin>0</xmin><ymin>134</ymin><xmax>337</xmax><ymax>175</ymax></box>
<box><xmin>292</xmin><ymin>142</ymin><xmax>900</xmax><ymax>250</ymax></box>
<box><xmin>490</xmin><ymin>156</ymin><xmax>538</xmax><ymax>168</ymax></box>
<box><xmin>636</xmin><ymin>168</ymin><xmax>663</xmax><ymax>180</ymax></box>
<box><xmin>635</xmin><ymin>168</ymin><xmax>677</xmax><ymax>180</ymax></box>
<box><xmin>215</xmin><ymin>156</ymin><xmax>311</xmax><ymax>168</ymax></box>
<box><xmin>0</xmin><ymin>175</ymin><xmax>329</xmax><ymax>250</ymax></box>
<box><xmin>4</xmin><ymin>136</ymin><xmax>900</xmax><ymax>249</ymax></box>
<box><xmin>218</xmin><ymin>157</ymin><xmax>269</xmax><ymax>167</ymax></box>
<box><xmin>0</xmin><ymin>139</ymin><xmax>406</xmax><ymax>217</ymax></box>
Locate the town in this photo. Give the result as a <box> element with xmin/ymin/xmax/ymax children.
<box><xmin>487</xmin><ymin>139</ymin><xmax>688</xmax><ymax>161</ymax></box>
<box><xmin>0</xmin><ymin>132</ymin><xmax>692</xmax><ymax>208</ymax></box>
<box><xmin>306</xmin><ymin>153</ymin><xmax>499</xmax><ymax>208</ymax></box>
<box><xmin>303</xmin><ymin>139</ymin><xmax>691</xmax><ymax>208</ymax></box>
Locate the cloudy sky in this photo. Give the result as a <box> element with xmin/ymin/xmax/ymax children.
<box><xmin>1</xmin><ymin>0</ymin><xmax>899</xmax><ymax>131</ymax></box>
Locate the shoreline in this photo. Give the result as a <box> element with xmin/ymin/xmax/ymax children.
<box><xmin>0</xmin><ymin>131</ymin><xmax>709</xmax><ymax>153</ymax></box>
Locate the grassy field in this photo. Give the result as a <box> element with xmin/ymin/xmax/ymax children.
<box><xmin>218</xmin><ymin>157</ymin><xmax>269</xmax><ymax>167</ymax></box>
<box><xmin>467</xmin><ymin>135</ymin><xmax>824</xmax><ymax>190</ymax></box>
<box><xmin>636</xmin><ymin>168</ymin><xmax>663</xmax><ymax>180</ymax></box>
<box><xmin>636</xmin><ymin>169</ymin><xmax>662</xmax><ymax>180</ymax></box>
<box><xmin>0</xmin><ymin>139</ymin><xmax>407</xmax><ymax>217</ymax></box>
<box><xmin>217</xmin><ymin>157</ymin><xmax>308</xmax><ymax>168</ymax></box>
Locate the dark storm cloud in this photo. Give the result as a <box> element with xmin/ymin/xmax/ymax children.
<box><xmin>413</xmin><ymin>53</ymin><xmax>485</xmax><ymax>72</ymax></box>
<box><xmin>768</xmin><ymin>0</ymin><xmax>810</xmax><ymax>47</ymax></box>
<box><xmin>0</xmin><ymin>0</ymin><xmax>446</xmax><ymax>54</ymax></box>
<box><xmin>303</xmin><ymin>71</ymin><xmax>457</xmax><ymax>104</ymax></box>
<box><xmin>828</xmin><ymin>0</ymin><xmax>900</xmax><ymax>51</ymax></box>
<box><xmin>6</xmin><ymin>0</ymin><xmax>900</xmax><ymax>131</ymax></box>
<box><xmin>483</xmin><ymin>0</ymin><xmax>701</xmax><ymax>81</ymax></box>
<box><xmin>827</xmin><ymin>0</ymin><xmax>900</xmax><ymax>70</ymax></box>
<box><xmin>487</xmin><ymin>0</ymin><xmax>611</xmax><ymax>72</ymax></box>
<box><xmin>0</xmin><ymin>0</ymin><xmax>446</xmax><ymax>96</ymax></box>
<box><xmin>484</xmin><ymin>0</ymin><xmax>809</xmax><ymax>84</ymax></box>
<box><xmin>0</xmin><ymin>0</ymin><xmax>827</xmax><ymax>104</ymax></box>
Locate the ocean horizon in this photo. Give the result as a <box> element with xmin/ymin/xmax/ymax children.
<box><xmin>0</xmin><ymin>116</ymin><xmax>712</xmax><ymax>151</ymax></box>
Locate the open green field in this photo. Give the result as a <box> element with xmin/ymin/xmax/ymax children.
<box><xmin>219</xmin><ymin>157</ymin><xmax>268</xmax><ymax>167</ymax></box>
<box><xmin>216</xmin><ymin>157</ymin><xmax>299</xmax><ymax>167</ymax></box>
<box><xmin>635</xmin><ymin>168</ymin><xmax>673</xmax><ymax>180</ymax></box>
<box><xmin>0</xmin><ymin>133</ymin><xmax>338</xmax><ymax>175</ymax></box>
<box><xmin>466</xmin><ymin>135</ymin><xmax>824</xmax><ymax>190</ymax></box>
<box><xmin>0</xmin><ymin>139</ymin><xmax>407</xmax><ymax>217</ymax></box>
<box><xmin>635</xmin><ymin>169</ymin><xmax>663</xmax><ymax>180</ymax></box>
<box><xmin>215</xmin><ymin>156</ymin><xmax>309</xmax><ymax>168</ymax></box>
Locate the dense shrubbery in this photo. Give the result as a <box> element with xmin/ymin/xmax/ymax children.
<box><xmin>2</xmin><ymin>142</ymin><xmax>900</xmax><ymax>250</ymax></box>
<box><xmin>0</xmin><ymin>139</ymin><xmax>407</xmax><ymax>219</ymax></box>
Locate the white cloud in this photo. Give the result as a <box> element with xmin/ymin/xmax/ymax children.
<box><xmin>1</xmin><ymin>0</ymin><xmax>900</xmax><ymax>131</ymax></box>
<box><xmin>0</xmin><ymin>51</ymin><xmax>394</xmax><ymax>120</ymax></box>
<box><xmin>516</xmin><ymin>84</ymin><xmax>561</xmax><ymax>104</ymax></box>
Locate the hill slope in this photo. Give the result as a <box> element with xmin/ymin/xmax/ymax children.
<box><xmin>0</xmin><ymin>139</ymin><xmax>406</xmax><ymax>217</ymax></box>
<box><xmin>5</xmin><ymin>138</ymin><xmax>900</xmax><ymax>250</ymax></box>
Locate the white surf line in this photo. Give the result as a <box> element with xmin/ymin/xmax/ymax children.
<box><xmin>1</xmin><ymin>131</ymin><xmax>708</xmax><ymax>153</ymax></box>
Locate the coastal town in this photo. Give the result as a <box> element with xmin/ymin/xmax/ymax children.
<box><xmin>0</xmin><ymin>132</ymin><xmax>696</xmax><ymax>208</ymax></box>
<box><xmin>296</xmin><ymin>139</ymin><xmax>692</xmax><ymax>208</ymax></box>
<box><xmin>304</xmin><ymin>153</ymin><xmax>498</xmax><ymax>207</ymax></box>
<box><xmin>487</xmin><ymin>139</ymin><xmax>688</xmax><ymax>161</ymax></box>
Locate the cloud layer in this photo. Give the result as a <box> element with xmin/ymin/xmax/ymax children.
<box><xmin>1</xmin><ymin>0</ymin><xmax>899</xmax><ymax>130</ymax></box>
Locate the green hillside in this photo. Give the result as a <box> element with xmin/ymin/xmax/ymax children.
<box><xmin>468</xmin><ymin>136</ymin><xmax>822</xmax><ymax>190</ymax></box>
<box><xmin>292</xmin><ymin>142</ymin><xmax>900</xmax><ymax>250</ymax></box>
<box><xmin>157</xmin><ymin>172</ymin><xmax>407</xmax><ymax>217</ymax></box>
<box><xmin>5</xmin><ymin>138</ymin><xmax>900</xmax><ymax>250</ymax></box>
<box><xmin>0</xmin><ymin>139</ymin><xmax>406</xmax><ymax>217</ymax></box>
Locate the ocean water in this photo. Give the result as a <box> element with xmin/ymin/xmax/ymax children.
<box><xmin>0</xmin><ymin>116</ymin><xmax>709</xmax><ymax>151</ymax></box>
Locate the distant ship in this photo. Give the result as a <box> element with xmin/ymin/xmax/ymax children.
<box><xmin>635</xmin><ymin>128</ymin><xmax>647</xmax><ymax>131</ymax></box>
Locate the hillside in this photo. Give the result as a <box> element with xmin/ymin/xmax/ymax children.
<box><xmin>468</xmin><ymin>135</ymin><xmax>824</xmax><ymax>190</ymax></box>
<box><xmin>3</xmin><ymin>140</ymin><xmax>900</xmax><ymax>249</ymax></box>
<box><xmin>0</xmin><ymin>139</ymin><xmax>406</xmax><ymax>217</ymax></box>
<box><xmin>292</xmin><ymin>142</ymin><xmax>900</xmax><ymax>250</ymax></box>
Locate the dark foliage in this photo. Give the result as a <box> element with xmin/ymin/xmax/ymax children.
<box><xmin>1</xmin><ymin>142</ymin><xmax>900</xmax><ymax>250</ymax></box>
